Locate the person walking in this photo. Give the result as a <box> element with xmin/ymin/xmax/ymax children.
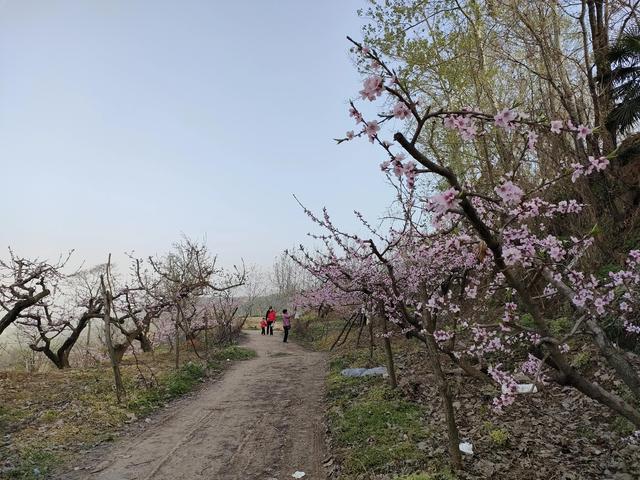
<box><xmin>259</xmin><ymin>318</ymin><xmax>267</xmax><ymax>335</ymax></box>
<box><xmin>266</xmin><ymin>306</ymin><xmax>276</xmax><ymax>336</ymax></box>
<box><xmin>282</xmin><ymin>309</ymin><xmax>292</xmax><ymax>343</ymax></box>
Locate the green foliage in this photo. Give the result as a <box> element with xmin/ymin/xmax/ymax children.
<box><xmin>519</xmin><ymin>313</ymin><xmax>535</xmax><ymax>329</ymax></box>
<box><xmin>549</xmin><ymin>317</ymin><xmax>572</xmax><ymax>336</ymax></box>
<box><xmin>327</xmin><ymin>351</ymin><xmax>431</xmax><ymax>476</ymax></box>
<box><xmin>395</xmin><ymin>472</ymin><xmax>456</xmax><ymax>480</ymax></box>
<box><xmin>127</xmin><ymin>362</ymin><xmax>206</xmax><ymax>413</ymax></box>
<box><xmin>612</xmin><ymin>415</ymin><xmax>636</xmax><ymax>436</ymax></box>
<box><xmin>165</xmin><ymin>362</ymin><xmax>205</xmax><ymax>396</ymax></box>
<box><xmin>571</xmin><ymin>351</ymin><xmax>592</xmax><ymax>369</ymax></box>
<box><xmin>39</xmin><ymin>410</ymin><xmax>59</xmax><ymax>424</ymax></box>
<box><xmin>395</xmin><ymin>474</ymin><xmax>434</xmax><ymax>480</ymax></box>
<box><xmin>489</xmin><ymin>428</ymin><xmax>509</xmax><ymax>446</ymax></box>
<box><xmin>607</xmin><ymin>26</ymin><xmax>640</xmax><ymax>133</ymax></box>
<box><xmin>210</xmin><ymin>345</ymin><xmax>257</xmax><ymax>362</ymax></box>
<box><xmin>596</xmin><ymin>263</ymin><xmax>621</xmax><ymax>280</ymax></box>
<box><xmin>482</xmin><ymin>421</ymin><xmax>509</xmax><ymax>446</ymax></box>
<box><xmin>128</xmin><ymin>351</ymin><xmax>254</xmax><ymax>414</ymax></box>
<box><xmin>328</xmin><ymin>346</ymin><xmax>385</xmax><ymax>372</ymax></box>
<box><xmin>6</xmin><ymin>449</ymin><xmax>60</xmax><ymax>479</ymax></box>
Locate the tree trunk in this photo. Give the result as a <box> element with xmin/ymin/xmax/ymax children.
<box><xmin>382</xmin><ymin>317</ymin><xmax>398</xmax><ymax>389</ymax></box>
<box><xmin>175</xmin><ymin>322</ymin><xmax>180</xmax><ymax>369</ymax></box>
<box><xmin>113</xmin><ymin>343</ymin><xmax>128</xmax><ymax>364</ymax></box>
<box><xmin>101</xmin><ymin>261</ymin><xmax>125</xmax><ymax>404</ymax></box>
<box><xmin>423</xmin><ymin>311</ymin><xmax>462</xmax><ymax>470</ymax></box>
<box><xmin>58</xmin><ymin>349</ymin><xmax>71</xmax><ymax>369</ymax></box>
<box><xmin>136</xmin><ymin>332</ymin><xmax>153</xmax><ymax>352</ymax></box>
<box><xmin>368</xmin><ymin>319</ymin><xmax>374</xmax><ymax>361</ymax></box>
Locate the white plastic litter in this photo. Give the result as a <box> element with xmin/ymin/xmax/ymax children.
<box><xmin>341</xmin><ymin>367</ymin><xmax>387</xmax><ymax>377</ymax></box>
<box><xmin>502</xmin><ymin>383</ymin><xmax>538</xmax><ymax>394</ymax></box>
<box><xmin>292</xmin><ymin>472</ymin><xmax>306</xmax><ymax>478</ymax></box>
<box><xmin>459</xmin><ymin>442</ymin><xmax>474</xmax><ymax>455</ymax></box>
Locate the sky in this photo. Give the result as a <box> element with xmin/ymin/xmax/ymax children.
<box><xmin>0</xmin><ymin>0</ymin><xmax>394</xmax><ymax>271</ymax></box>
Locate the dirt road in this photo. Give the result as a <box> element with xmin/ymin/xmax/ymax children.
<box><xmin>63</xmin><ymin>331</ymin><xmax>327</xmax><ymax>480</ymax></box>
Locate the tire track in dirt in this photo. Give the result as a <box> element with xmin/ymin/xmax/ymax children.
<box><xmin>61</xmin><ymin>331</ymin><xmax>327</xmax><ymax>480</ymax></box>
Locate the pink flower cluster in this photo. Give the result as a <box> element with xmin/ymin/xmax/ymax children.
<box><xmin>488</xmin><ymin>364</ymin><xmax>518</xmax><ymax>412</ymax></box>
<box><xmin>360</xmin><ymin>75</ymin><xmax>384</xmax><ymax>101</ymax></box>
<box><xmin>495</xmin><ymin>180</ymin><xmax>524</xmax><ymax>205</ymax></box>
<box><xmin>494</xmin><ymin>108</ymin><xmax>518</xmax><ymax>131</ymax></box>
<box><xmin>571</xmin><ymin>156</ymin><xmax>610</xmax><ymax>182</ymax></box>
<box><xmin>444</xmin><ymin>114</ymin><xmax>478</xmax><ymax>140</ymax></box>
<box><xmin>393</xmin><ymin>102</ymin><xmax>411</xmax><ymax>119</ymax></box>
<box><xmin>428</xmin><ymin>188</ymin><xmax>461</xmax><ymax>215</ymax></box>
<box><xmin>550</xmin><ymin>119</ymin><xmax>592</xmax><ymax>139</ymax></box>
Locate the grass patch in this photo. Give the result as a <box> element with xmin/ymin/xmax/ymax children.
<box><xmin>327</xmin><ymin>352</ymin><xmax>431</xmax><ymax>477</ymax></box>
<box><xmin>394</xmin><ymin>473</ymin><xmax>456</xmax><ymax>480</ymax></box>
<box><xmin>210</xmin><ymin>345</ymin><xmax>257</xmax><ymax>362</ymax></box>
<box><xmin>4</xmin><ymin>449</ymin><xmax>61</xmax><ymax>479</ymax></box>
<box><xmin>125</xmin><ymin>361</ymin><xmax>206</xmax><ymax>415</ymax></box>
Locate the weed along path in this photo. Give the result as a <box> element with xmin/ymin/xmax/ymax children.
<box><xmin>63</xmin><ymin>331</ymin><xmax>327</xmax><ymax>480</ymax></box>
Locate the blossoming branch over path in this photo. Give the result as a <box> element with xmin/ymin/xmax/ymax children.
<box><xmin>59</xmin><ymin>331</ymin><xmax>327</xmax><ymax>480</ymax></box>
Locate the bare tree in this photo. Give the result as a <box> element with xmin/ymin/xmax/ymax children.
<box><xmin>144</xmin><ymin>237</ymin><xmax>245</xmax><ymax>367</ymax></box>
<box><xmin>0</xmin><ymin>249</ymin><xmax>69</xmax><ymax>337</ymax></box>
<box><xmin>16</xmin><ymin>265</ymin><xmax>104</xmax><ymax>369</ymax></box>
<box><xmin>272</xmin><ymin>250</ymin><xmax>315</xmax><ymax>308</ymax></box>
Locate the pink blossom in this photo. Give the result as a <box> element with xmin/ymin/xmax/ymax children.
<box><xmin>444</xmin><ymin>115</ymin><xmax>457</xmax><ymax>129</ymax></box>
<box><xmin>570</xmin><ymin>163</ymin><xmax>585</xmax><ymax>183</ymax></box>
<box><xmin>359</xmin><ymin>75</ymin><xmax>384</xmax><ymax>101</ymax></box>
<box><xmin>550</xmin><ymin>120</ymin><xmax>563</xmax><ymax>134</ymax></box>
<box><xmin>444</xmin><ymin>114</ymin><xmax>478</xmax><ymax>140</ymax></box>
<box><xmin>365</xmin><ymin>121</ymin><xmax>380</xmax><ymax>142</ymax></box>
<box><xmin>392</xmin><ymin>157</ymin><xmax>404</xmax><ymax>178</ymax></box>
<box><xmin>434</xmin><ymin>330</ymin><xmax>454</xmax><ymax>343</ymax></box>
<box><xmin>520</xmin><ymin>354</ymin><xmax>544</xmax><ymax>379</ymax></box>
<box><xmin>548</xmin><ymin>245</ymin><xmax>564</xmax><ymax>261</ymax></box>
<box><xmin>404</xmin><ymin>161</ymin><xmax>417</xmax><ymax>189</ymax></box>
<box><xmin>593</xmin><ymin>297</ymin><xmax>609</xmax><ymax>315</ymax></box>
<box><xmin>429</xmin><ymin>187</ymin><xmax>460</xmax><ymax>215</ymax></box>
<box><xmin>624</xmin><ymin>320</ymin><xmax>640</xmax><ymax>334</ymax></box>
<box><xmin>495</xmin><ymin>180</ymin><xmax>524</xmax><ymax>205</ymax></box>
<box><xmin>494</xmin><ymin>108</ymin><xmax>518</xmax><ymax>130</ymax></box>
<box><xmin>589</xmin><ymin>155</ymin><xmax>609</xmax><ymax>172</ymax></box>
<box><xmin>576</xmin><ymin>124</ymin><xmax>592</xmax><ymax>140</ymax></box>
<box><xmin>392</xmin><ymin>102</ymin><xmax>411</xmax><ymax>119</ymax></box>
<box><xmin>346</xmin><ymin>130</ymin><xmax>355</xmax><ymax>140</ymax></box>
<box><xmin>503</xmin><ymin>246</ymin><xmax>522</xmax><ymax>266</ymax></box>
<box><xmin>459</xmin><ymin>123</ymin><xmax>477</xmax><ymax>140</ymax></box>
<box><xmin>349</xmin><ymin>107</ymin><xmax>363</xmax><ymax>124</ymax></box>
<box><xmin>380</xmin><ymin>160</ymin><xmax>391</xmax><ymax>172</ymax></box>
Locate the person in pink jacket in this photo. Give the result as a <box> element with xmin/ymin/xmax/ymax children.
<box><xmin>282</xmin><ymin>309</ymin><xmax>292</xmax><ymax>343</ymax></box>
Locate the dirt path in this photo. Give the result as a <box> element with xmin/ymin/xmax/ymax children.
<box><xmin>63</xmin><ymin>331</ymin><xmax>327</xmax><ymax>480</ymax></box>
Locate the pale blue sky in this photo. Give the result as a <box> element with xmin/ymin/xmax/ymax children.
<box><xmin>0</xmin><ymin>0</ymin><xmax>393</xmax><ymax>270</ymax></box>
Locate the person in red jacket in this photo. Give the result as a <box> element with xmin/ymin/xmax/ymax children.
<box><xmin>265</xmin><ymin>306</ymin><xmax>276</xmax><ymax>336</ymax></box>
<box><xmin>259</xmin><ymin>318</ymin><xmax>267</xmax><ymax>335</ymax></box>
